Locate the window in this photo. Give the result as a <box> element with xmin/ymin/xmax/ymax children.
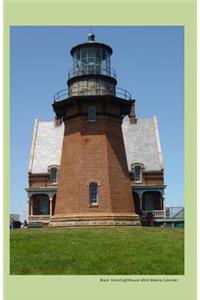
<box><xmin>88</xmin><ymin>106</ymin><xmax>96</xmax><ymax>122</ymax></box>
<box><xmin>39</xmin><ymin>195</ymin><xmax>49</xmax><ymax>215</ymax></box>
<box><xmin>133</xmin><ymin>165</ymin><xmax>142</xmax><ymax>182</ymax></box>
<box><xmin>89</xmin><ymin>183</ymin><xmax>98</xmax><ymax>205</ymax></box>
<box><xmin>143</xmin><ymin>193</ymin><xmax>155</xmax><ymax>211</ymax></box>
<box><xmin>50</xmin><ymin>167</ymin><xmax>58</xmax><ymax>184</ymax></box>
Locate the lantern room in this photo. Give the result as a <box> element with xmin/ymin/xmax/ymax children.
<box><xmin>67</xmin><ymin>33</ymin><xmax>117</xmax><ymax>97</ymax></box>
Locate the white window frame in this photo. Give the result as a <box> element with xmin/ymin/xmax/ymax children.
<box><xmin>89</xmin><ymin>182</ymin><xmax>98</xmax><ymax>206</ymax></box>
<box><xmin>48</xmin><ymin>166</ymin><xmax>59</xmax><ymax>185</ymax></box>
<box><xmin>131</xmin><ymin>163</ymin><xmax>144</xmax><ymax>183</ymax></box>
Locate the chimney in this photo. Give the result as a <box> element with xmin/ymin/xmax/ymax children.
<box><xmin>129</xmin><ymin>100</ymin><xmax>137</xmax><ymax>124</ymax></box>
<box><xmin>55</xmin><ymin>117</ymin><xmax>62</xmax><ymax>127</ymax></box>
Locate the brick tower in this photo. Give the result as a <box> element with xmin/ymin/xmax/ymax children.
<box><xmin>49</xmin><ymin>33</ymin><xmax>140</xmax><ymax>226</ymax></box>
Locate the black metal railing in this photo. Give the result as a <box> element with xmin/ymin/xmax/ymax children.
<box><xmin>68</xmin><ymin>66</ymin><xmax>117</xmax><ymax>80</ymax></box>
<box><xmin>53</xmin><ymin>88</ymin><xmax>68</xmax><ymax>102</ymax></box>
<box><xmin>53</xmin><ymin>86</ymin><xmax>132</xmax><ymax>102</ymax></box>
<box><xmin>116</xmin><ymin>88</ymin><xmax>132</xmax><ymax>100</ymax></box>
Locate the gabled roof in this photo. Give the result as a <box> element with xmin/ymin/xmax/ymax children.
<box><xmin>122</xmin><ymin>116</ymin><xmax>164</xmax><ymax>172</ymax></box>
<box><xmin>28</xmin><ymin>116</ymin><xmax>164</xmax><ymax>174</ymax></box>
<box><xmin>28</xmin><ymin>120</ymin><xmax>64</xmax><ymax>174</ymax></box>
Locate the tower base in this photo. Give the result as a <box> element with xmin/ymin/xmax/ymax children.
<box><xmin>49</xmin><ymin>213</ymin><xmax>141</xmax><ymax>227</ymax></box>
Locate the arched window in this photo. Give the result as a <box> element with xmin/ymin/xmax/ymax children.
<box><xmin>132</xmin><ymin>165</ymin><xmax>142</xmax><ymax>182</ymax></box>
<box><xmin>89</xmin><ymin>183</ymin><xmax>98</xmax><ymax>205</ymax></box>
<box><xmin>50</xmin><ymin>167</ymin><xmax>58</xmax><ymax>184</ymax></box>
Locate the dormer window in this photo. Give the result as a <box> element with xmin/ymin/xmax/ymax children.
<box><xmin>50</xmin><ymin>167</ymin><xmax>58</xmax><ymax>184</ymax></box>
<box><xmin>131</xmin><ymin>164</ymin><xmax>143</xmax><ymax>183</ymax></box>
<box><xmin>134</xmin><ymin>166</ymin><xmax>141</xmax><ymax>182</ymax></box>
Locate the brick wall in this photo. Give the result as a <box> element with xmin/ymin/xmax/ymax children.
<box><xmin>54</xmin><ymin>114</ymin><xmax>136</xmax><ymax>215</ymax></box>
<box><xmin>29</xmin><ymin>173</ymin><xmax>50</xmax><ymax>188</ymax></box>
<box><xmin>130</xmin><ymin>171</ymin><xmax>164</xmax><ymax>186</ymax></box>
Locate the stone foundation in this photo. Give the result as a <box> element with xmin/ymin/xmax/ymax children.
<box><xmin>49</xmin><ymin>213</ymin><xmax>141</xmax><ymax>227</ymax></box>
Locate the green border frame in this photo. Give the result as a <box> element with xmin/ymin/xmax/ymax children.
<box><xmin>4</xmin><ymin>1</ymin><xmax>196</xmax><ymax>300</ymax></box>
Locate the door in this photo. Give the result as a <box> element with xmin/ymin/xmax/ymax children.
<box><xmin>144</xmin><ymin>193</ymin><xmax>155</xmax><ymax>211</ymax></box>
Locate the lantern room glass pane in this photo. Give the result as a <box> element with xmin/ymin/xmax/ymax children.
<box><xmin>73</xmin><ymin>52</ymin><xmax>77</xmax><ymax>68</ymax></box>
<box><xmin>72</xmin><ymin>46</ymin><xmax>111</xmax><ymax>76</ymax></box>
<box><xmin>73</xmin><ymin>50</ymin><xmax>81</xmax><ymax>69</ymax></box>
<box><xmin>81</xmin><ymin>48</ymin><xmax>87</xmax><ymax>58</ymax></box>
<box><xmin>88</xmin><ymin>47</ymin><xmax>95</xmax><ymax>58</ymax></box>
<box><xmin>95</xmin><ymin>48</ymin><xmax>101</xmax><ymax>63</ymax></box>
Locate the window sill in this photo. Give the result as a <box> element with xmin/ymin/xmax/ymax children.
<box><xmin>89</xmin><ymin>204</ymin><xmax>99</xmax><ymax>207</ymax></box>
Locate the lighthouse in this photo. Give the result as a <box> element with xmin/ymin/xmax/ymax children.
<box><xmin>49</xmin><ymin>33</ymin><xmax>140</xmax><ymax>226</ymax></box>
<box><xmin>26</xmin><ymin>32</ymin><xmax>165</xmax><ymax>227</ymax></box>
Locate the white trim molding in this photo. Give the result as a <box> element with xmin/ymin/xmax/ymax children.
<box><xmin>153</xmin><ymin>115</ymin><xmax>164</xmax><ymax>170</ymax></box>
<box><xmin>28</xmin><ymin>119</ymin><xmax>39</xmax><ymax>173</ymax></box>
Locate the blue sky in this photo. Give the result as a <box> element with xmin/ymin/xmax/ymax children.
<box><xmin>10</xmin><ymin>26</ymin><xmax>184</xmax><ymax>220</ymax></box>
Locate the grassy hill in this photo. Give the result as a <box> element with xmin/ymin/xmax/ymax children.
<box><xmin>10</xmin><ymin>227</ymin><xmax>184</xmax><ymax>275</ymax></box>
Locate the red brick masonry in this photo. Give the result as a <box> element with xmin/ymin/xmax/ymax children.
<box><xmin>54</xmin><ymin>115</ymin><xmax>137</xmax><ymax>215</ymax></box>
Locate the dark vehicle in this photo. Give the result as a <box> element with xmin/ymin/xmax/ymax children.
<box><xmin>13</xmin><ymin>221</ymin><xmax>21</xmax><ymax>228</ymax></box>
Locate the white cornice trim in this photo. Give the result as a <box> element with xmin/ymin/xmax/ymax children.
<box><xmin>28</xmin><ymin>119</ymin><xmax>39</xmax><ymax>173</ymax></box>
<box><xmin>153</xmin><ymin>115</ymin><xmax>164</xmax><ymax>169</ymax></box>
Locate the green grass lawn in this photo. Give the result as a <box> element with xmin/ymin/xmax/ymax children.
<box><xmin>10</xmin><ymin>227</ymin><xmax>184</xmax><ymax>275</ymax></box>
